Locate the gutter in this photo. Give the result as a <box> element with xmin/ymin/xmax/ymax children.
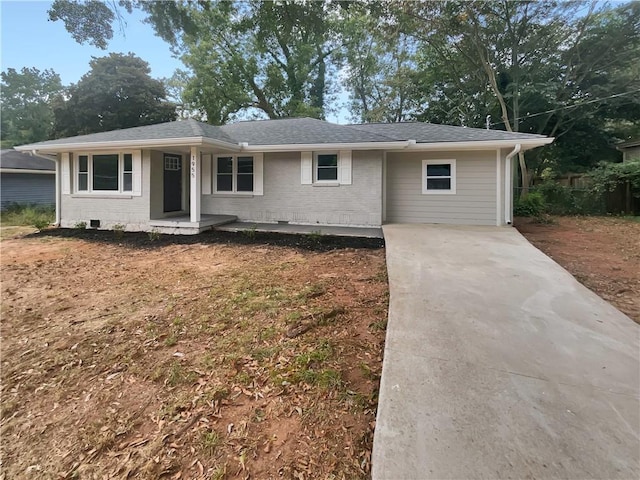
<box><xmin>14</xmin><ymin>136</ymin><xmax>242</xmax><ymax>153</ymax></box>
<box><xmin>238</xmin><ymin>140</ymin><xmax>414</xmax><ymax>152</ymax></box>
<box><xmin>504</xmin><ymin>144</ymin><xmax>521</xmax><ymax>225</ymax></box>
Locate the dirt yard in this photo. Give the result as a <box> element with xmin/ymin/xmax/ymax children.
<box><xmin>516</xmin><ymin>216</ymin><xmax>640</xmax><ymax>323</ymax></box>
<box><xmin>0</xmin><ymin>228</ymin><xmax>388</xmax><ymax>479</ymax></box>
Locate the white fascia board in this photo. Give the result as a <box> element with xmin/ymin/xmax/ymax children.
<box><xmin>240</xmin><ymin>141</ymin><xmax>411</xmax><ymax>152</ymax></box>
<box><xmin>387</xmin><ymin>137</ymin><xmax>554</xmax><ymax>152</ymax></box>
<box><xmin>14</xmin><ymin>136</ymin><xmax>241</xmax><ymax>153</ymax></box>
<box><xmin>0</xmin><ymin>168</ymin><xmax>55</xmax><ymax>174</ymax></box>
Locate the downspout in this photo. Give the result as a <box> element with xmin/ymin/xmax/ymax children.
<box><xmin>31</xmin><ymin>149</ymin><xmax>60</xmax><ymax>226</ymax></box>
<box><xmin>504</xmin><ymin>144</ymin><xmax>521</xmax><ymax>225</ymax></box>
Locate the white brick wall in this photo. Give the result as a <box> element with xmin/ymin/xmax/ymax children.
<box><xmin>201</xmin><ymin>150</ymin><xmax>383</xmax><ymax>227</ymax></box>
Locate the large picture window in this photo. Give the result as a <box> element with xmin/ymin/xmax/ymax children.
<box><xmin>76</xmin><ymin>153</ymin><xmax>135</xmax><ymax>193</ymax></box>
<box><xmin>215</xmin><ymin>155</ymin><xmax>254</xmax><ymax>193</ymax></box>
<box><xmin>422</xmin><ymin>159</ymin><xmax>456</xmax><ymax>194</ymax></box>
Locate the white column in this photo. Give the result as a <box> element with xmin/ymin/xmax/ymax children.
<box><xmin>55</xmin><ymin>155</ymin><xmax>61</xmax><ymax>226</ymax></box>
<box><xmin>190</xmin><ymin>146</ymin><xmax>201</xmax><ymax>223</ymax></box>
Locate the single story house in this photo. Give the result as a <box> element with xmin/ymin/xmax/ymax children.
<box><xmin>14</xmin><ymin>118</ymin><xmax>552</xmax><ymax>234</ymax></box>
<box><xmin>616</xmin><ymin>138</ymin><xmax>640</xmax><ymax>162</ymax></box>
<box><xmin>1</xmin><ymin>149</ymin><xmax>56</xmax><ymax>210</ymax></box>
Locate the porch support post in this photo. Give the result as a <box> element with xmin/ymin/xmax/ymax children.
<box><xmin>190</xmin><ymin>146</ymin><xmax>201</xmax><ymax>223</ymax></box>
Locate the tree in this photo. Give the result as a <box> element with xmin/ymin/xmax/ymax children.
<box><xmin>343</xmin><ymin>2</ymin><xmax>424</xmax><ymax>123</ymax></box>
<box><xmin>1</xmin><ymin>67</ymin><xmax>64</xmax><ymax>147</ymax></box>
<box><xmin>52</xmin><ymin>53</ymin><xmax>176</xmax><ymax>137</ymax></box>
<box><xmin>394</xmin><ymin>0</ymin><xmax>640</xmax><ymax>189</ymax></box>
<box><xmin>48</xmin><ymin>0</ymin><xmax>344</xmax><ymax>123</ymax></box>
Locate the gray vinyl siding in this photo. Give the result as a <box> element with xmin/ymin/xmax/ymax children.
<box><xmin>386</xmin><ymin>150</ymin><xmax>498</xmax><ymax>226</ymax></box>
<box><xmin>59</xmin><ymin>150</ymin><xmax>151</xmax><ymax>230</ymax></box>
<box><xmin>0</xmin><ymin>173</ymin><xmax>55</xmax><ymax>210</ymax></box>
<box><xmin>201</xmin><ymin>150</ymin><xmax>383</xmax><ymax>227</ymax></box>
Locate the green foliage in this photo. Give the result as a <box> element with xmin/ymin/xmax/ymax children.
<box><xmin>74</xmin><ymin>221</ymin><xmax>87</xmax><ymax>230</ymax></box>
<box><xmin>112</xmin><ymin>223</ymin><xmax>125</xmax><ymax>239</ymax></box>
<box><xmin>52</xmin><ymin>53</ymin><xmax>176</xmax><ymax>137</ymax></box>
<box><xmin>0</xmin><ymin>204</ymin><xmax>55</xmax><ymax>228</ymax></box>
<box><xmin>1</xmin><ymin>67</ymin><xmax>64</xmax><ymax>146</ymax></box>
<box><xmin>589</xmin><ymin>160</ymin><xmax>640</xmax><ymax>198</ymax></box>
<box><xmin>534</xmin><ymin>181</ymin><xmax>605</xmax><ymax>215</ymax></box>
<box><xmin>513</xmin><ymin>192</ymin><xmax>546</xmax><ymax>217</ymax></box>
<box><xmin>148</xmin><ymin>228</ymin><xmax>161</xmax><ymax>242</ymax></box>
<box><xmin>48</xmin><ymin>0</ymin><xmax>133</xmax><ymax>50</ymax></box>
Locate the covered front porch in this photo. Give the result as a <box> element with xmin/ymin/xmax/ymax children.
<box><xmin>149</xmin><ymin>145</ymin><xmax>237</xmax><ymax>234</ymax></box>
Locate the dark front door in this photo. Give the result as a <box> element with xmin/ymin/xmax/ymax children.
<box><xmin>163</xmin><ymin>154</ymin><xmax>182</xmax><ymax>212</ymax></box>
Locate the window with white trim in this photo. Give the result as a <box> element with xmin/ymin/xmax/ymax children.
<box><xmin>314</xmin><ymin>152</ymin><xmax>338</xmax><ymax>182</ymax></box>
<box><xmin>301</xmin><ymin>151</ymin><xmax>352</xmax><ymax>185</ymax></box>
<box><xmin>214</xmin><ymin>155</ymin><xmax>254</xmax><ymax>193</ymax></box>
<box><xmin>76</xmin><ymin>153</ymin><xmax>135</xmax><ymax>193</ymax></box>
<box><xmin>422</xmin><ymin>159</ymin><xmax>456</xmax><ymax>194</ymax></box>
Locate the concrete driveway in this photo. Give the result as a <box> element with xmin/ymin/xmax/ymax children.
<box><xmin>373</xmin><ymin>224</ymin><xmax>639</xmax><ymax>479</ymax></box>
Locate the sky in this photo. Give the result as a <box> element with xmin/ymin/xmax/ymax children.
<box><xmin>0</xmin><ymin>0</ymin><xmax>348</xmax><ymax>123</ymax></box>
<box><xmin>0</xmin><ymin>0</ymin><xmax>182</xmax><ymax>84</ymax></box>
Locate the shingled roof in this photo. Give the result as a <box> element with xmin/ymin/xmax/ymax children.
<box><xmin>220</xmin><ymin>117</ymin><xmax>396</xmax><ymax>145</ymax></box>
<box><xmin>348</xmin><ymin>122</ymin><xmax>545</xmax><ymax>143</ymax></box>
<box><xmin>14</xmin><ymin>117</ymin><xmax>550</xmax><ymax>151</ymax></box>
<box><xmin>1</xmin><ymin>149</ymin><xmax>55</xmax><ymax>171</ymax></box>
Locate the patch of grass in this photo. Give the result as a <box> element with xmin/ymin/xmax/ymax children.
<box><xmin>369</xmin><ymin>319</ymin><xmax>387</xmax><ymax>331</ymax></box>
<box><xmin>166</xmin><ymin>361</ymin><xmax>196</xmax><ymax>386</ymax></box>
<box><xmin>200</xmin><ymin>429</ymin><xmax>222</xmax><ymax>455</ymax></box>
<box><xmin>74</xmin><ymin>221</ymin><xmax>87</xmax><ymax>230</ymax></box>
<box><xmin>164</xmin><ymin>333</ymin><xmax>178</xmax><ymax>347</ymax></box>
<box><xmin>0</xmin><ymin>204</ymin><xmax>54</xmax><ymax>228</ymax></box>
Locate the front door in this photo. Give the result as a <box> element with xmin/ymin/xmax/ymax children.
<box><xmin>163</xmin><ymin>154</ymin><xmax>182</xmax><ymax>213</ymax></box>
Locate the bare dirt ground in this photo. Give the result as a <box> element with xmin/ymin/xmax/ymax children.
<box><xmin>516</xmin><ymin>216</ymin><xmax>640</xmax><ymax>323</ymax></box>
<box><xmin>0</xmin><ymin>228</ymin><xmax>388</xmax><ymax>479</ymax></box>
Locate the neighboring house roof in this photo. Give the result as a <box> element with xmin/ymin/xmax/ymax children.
<box><xmin>0</xmin><ymin>149</ymin><xmax>55</xmax><ymax>172</ymax></box>
<box><xmin>349</xmin><ymin>122</ymin><xmax>546</xmax><ymax>143</ymax></box>
<box><xmin>14</xmin><ymin>117</ymin><xmax>553</xmax><ymax>153</ymax></box>
<box><xmin>616</xmin><ymin>138</ymin><xmax>640</xmax><ymax>150</ymax></box>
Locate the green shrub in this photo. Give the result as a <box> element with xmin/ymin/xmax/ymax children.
<box><xmin>74</xmin><ymin>221</ymin><xmax>87</xmax><ymax>230</ymax></box>
<box><xmin>514</xmin><ymin>192</ymin><xmax>546</xmax><ymax>217</ymax></box>
<box><xmin>0</xmin><ymin>204</ymin><xmax>54</xmax><ymax>228</ymax></box>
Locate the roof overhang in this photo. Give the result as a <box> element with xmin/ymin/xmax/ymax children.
<box><xmin>14</xmin><ymin>136</ymin><xmax>553</xmax><ymax>154</ymax></box>
<box><xmin>388</xmin><ymin>137</ymin><xmax>554</xmax><ymax>152</ymax></box>
<box><xmin>14</xmin><ymin>136</ymin><xmax>241</xmax><ymax>154</ymax></box>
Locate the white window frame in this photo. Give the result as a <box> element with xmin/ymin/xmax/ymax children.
<box><xmin>213</xmin><ymin>155</ymin><xmax>255</xmax><ymax>194</ymax></box>
<box><xmin>422</xmin><ymin>159</ymin><xmax>456</xmax><ymax>195</ymax></box>
<box><xmin>313</xmin><ymin>152</ymin><xmax>339</xmax><ymax>184</ymax></box>
<box><xmin>75</xmin><ymin>152</ymin><xmax>136</xmax><ymax>194</ymax></box>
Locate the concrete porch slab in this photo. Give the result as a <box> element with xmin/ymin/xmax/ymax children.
<box><xmin>216</xmin><ymin>221</ymin><xmax>384</xmax><ymax>238</ymax></box>
<box><xmin>149</xmin><ymin>214</ymin><xmax>237</xmax><ymax>235</ymax></box>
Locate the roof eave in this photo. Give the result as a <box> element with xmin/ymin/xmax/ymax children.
<box><xmin>14</xmin><ymin>136</ymin><xmax>241</xmax><ymax>153</ymax></box>
<box><xmin>388</xmin><ymin>137</ymin><xmax>554</xmax><ymax>152</ymax></box>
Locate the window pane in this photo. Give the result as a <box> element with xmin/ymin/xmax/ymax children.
<box><xmin>124</xmin><ymin>153</ymin><xmax>132</xmax><ymax>171</ymax></box>
<box><xmin>79</xmin><ymin>173</ymin><xmax>88</xmax><ymax>191</ymax></box>
<box><xmin>317</xmin><ymin>167</ymin><xmax>338</xmax><ymax>181</ymax></box>
<box><xmin>317</xmin><ymin>154</ymin><xmax>338</xmax><ymax>167</ymax></box>
<box><xmin>217</xmin><ymin>157</ymin><xmax>233</xmax><ymax>174</ymax></box>
<box><xmin>93</xmin><ymin>154</ymin><xmax>119</xmax><ymax>190</ymax></box>
<box><xmin>426</xmin><ymin>164</ymin><xmax>451</xmax><ymax>177</ymax></box>
<box><xmin>79</xmin><ymin>155</ymin><xmax>88</xmax><ymax>172</ymax></box>
<box><xmin>123</xmin><ymin>173</ymin><xmax>132</xmax><ymax>192</ymax></box>
<box><xmin>237</xmin><ymin>174</ymin><xmax>253</xmax><ymax>192</ymax></box>
<box><xmin>217</xmin><ymin>175</ymin><xmax>232</xmax><ymax>191</ymax></box>
<box><xmin>427</xmin><ymin>178</ymin><xmax>451</xmax><ymax>190</ymax></box>
<box><xmin>237</xmin><ymin>157</ymin><xmax>253</xmax><ymax>174</ymax></box>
